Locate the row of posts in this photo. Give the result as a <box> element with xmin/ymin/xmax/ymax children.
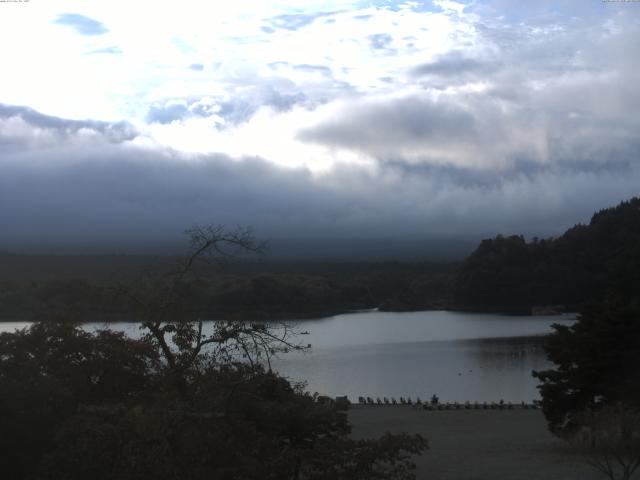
<box><xmin>352</xmin><ymin>396</ymin><xmax>541</xmax><ymax>410</ymax></box>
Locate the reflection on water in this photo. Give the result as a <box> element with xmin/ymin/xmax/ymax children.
<box><xmin>0</xmin><ymin>310</ymin><xmax>575</xmax><ymax>402</ymax></box>
<box><xmin>271</xmin><ymin>311</ymin><xmax>574</xmax><ymax>402</ymax></box>
<box><xmin>272</xmin><ymin>336</ymin><xmax>553</xmax><ymax>403</ymax></box>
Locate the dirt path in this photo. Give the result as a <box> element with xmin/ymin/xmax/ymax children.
<box><xmin>349</xmin><ymin>406</ymin><xmax>607</xmax><ymax>480</ymax></box>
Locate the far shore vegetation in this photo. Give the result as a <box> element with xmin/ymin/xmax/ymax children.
<box><xmin>2</xmin><ymin>198</ymin><xmax>639</xmax><ymax>322</ymax></box>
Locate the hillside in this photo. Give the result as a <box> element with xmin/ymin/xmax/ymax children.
<box><xmin>453</xmin><ymin>197</ymin><xmax>640</xmax><ymax>313</ymax></box>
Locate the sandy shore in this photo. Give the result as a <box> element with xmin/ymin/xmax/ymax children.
<box><xmin>349</xmin><ymin>405</ymin><xmax>605</xmax><ymax>480</ymax></box>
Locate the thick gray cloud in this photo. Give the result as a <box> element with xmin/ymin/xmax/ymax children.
<box><xmin>0</xmin><ymin>104</ymin><xmax>138</xmax><ymax>152</ymax></box>
<box><xmin>0</xmin><ymin>104</ymin><xmax>638</xmax><ymax>254</ymax></box>
<box><xmin>53</xmin><ymin>13</ymin><xmax>108</xmax><ymax>35</ymax></box>
<box><xmin>298</xmin><ymin>96</ymin><xmax>477</xmax><ymax>159</ymax></box>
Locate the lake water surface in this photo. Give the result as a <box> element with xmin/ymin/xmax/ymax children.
<box><xmin>271</xmin><ymin>310</ymin><xmax>575</xmax><ymax>403</ymax></box>
<box><xmin>1</xmin><ymin>310</ymin><xmax>575</xmax><ymax>403</ymax></box>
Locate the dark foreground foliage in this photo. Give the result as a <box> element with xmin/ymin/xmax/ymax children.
<box><xmin>0</xmin><ymin>322</ymin><xmax>159</xmax><ymax>479</ymax></box>
<box><xmin>533</xmin><ymin>300</ymin><xmax>640</xmax><ymax>434</ymax></box>
<box><xmin>567</xmin><ymin>403</ymin><xmax>640</xmax><ymax>480</ymax></box>
<box><xmin>0</xmin><ymin>322</ymin><xmax>426</xmax><ymax>480</ymax></box>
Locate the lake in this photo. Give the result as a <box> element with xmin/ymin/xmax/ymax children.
<box><xmin>271</xmin><ymin>310</ymin><xmax>575</xmax><ymax>403</ymax></box>
<box><xmin>0</xmin><ymin>310</ymin><xmax>575</xmax><ymax>403</ymax></box>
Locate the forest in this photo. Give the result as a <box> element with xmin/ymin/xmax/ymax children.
<box><xmin>0</xmin><ymin>255</ymin><xmax>456</xmax><ymax>321</ymax></box>
<box><xmin>453</xmin><ymin>197</ymin><xmax>640</xmax><ymax>313</ymax></box>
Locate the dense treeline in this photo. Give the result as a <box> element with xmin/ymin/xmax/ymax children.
<box><xmin>0</xmin><ymin>259</ymin><xmax>456</xmax><ymax>321</ymax></box>
<box><xmin>454</xmin><ymin>197</ymin><xmax>640</xmax><ymax>313</ymax></box>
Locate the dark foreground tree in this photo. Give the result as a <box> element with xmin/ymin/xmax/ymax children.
<box><xmin>44</xmin><ymin>364</ymin><xmax>426</xmax><ymax>480</ymax></box>
<box><xmin>0</xmin><ymin>322</ymin><xmax>158</xmax><ymax>480</ymax></box>
<box><xmin>567</xmin><ymin>403</ymin><xmax>640</xmax><ymax>480</ymax></box>
<box><xmin>533</xmin><ymin>300</ymin><xmax>640</xmax><ymax>434</ymax></box>
<box><xmin>0</xmin><ymin>225</ymin><xmax>427</xmax><ymax>480</ymax></box>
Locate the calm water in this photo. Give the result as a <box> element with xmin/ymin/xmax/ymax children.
<box><xmin>271</xmin><ymin>310</ymin><xmax>575</xmax><ymax>402</ymax></box>
<box><xmin>0</xmin><ymin>310</ymin><xmax>575</xmax><ymax>403</ymax></box>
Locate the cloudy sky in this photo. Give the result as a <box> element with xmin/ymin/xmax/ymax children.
<box><xmin>1</xmin><ymin>0</ymin><xmax>639</xmax><ymax>253</ymax></box>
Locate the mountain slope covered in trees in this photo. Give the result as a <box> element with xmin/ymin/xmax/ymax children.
<box><xmin>453</xmin><ymin>197</ymin><xmax>640</xmax><ymax>313</ymax></box>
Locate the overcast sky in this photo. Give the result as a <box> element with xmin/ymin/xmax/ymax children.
<box><xmin>1</xmin><ymin>0</ymin><xmax>639</xmax><ymax>253</ymax></box>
